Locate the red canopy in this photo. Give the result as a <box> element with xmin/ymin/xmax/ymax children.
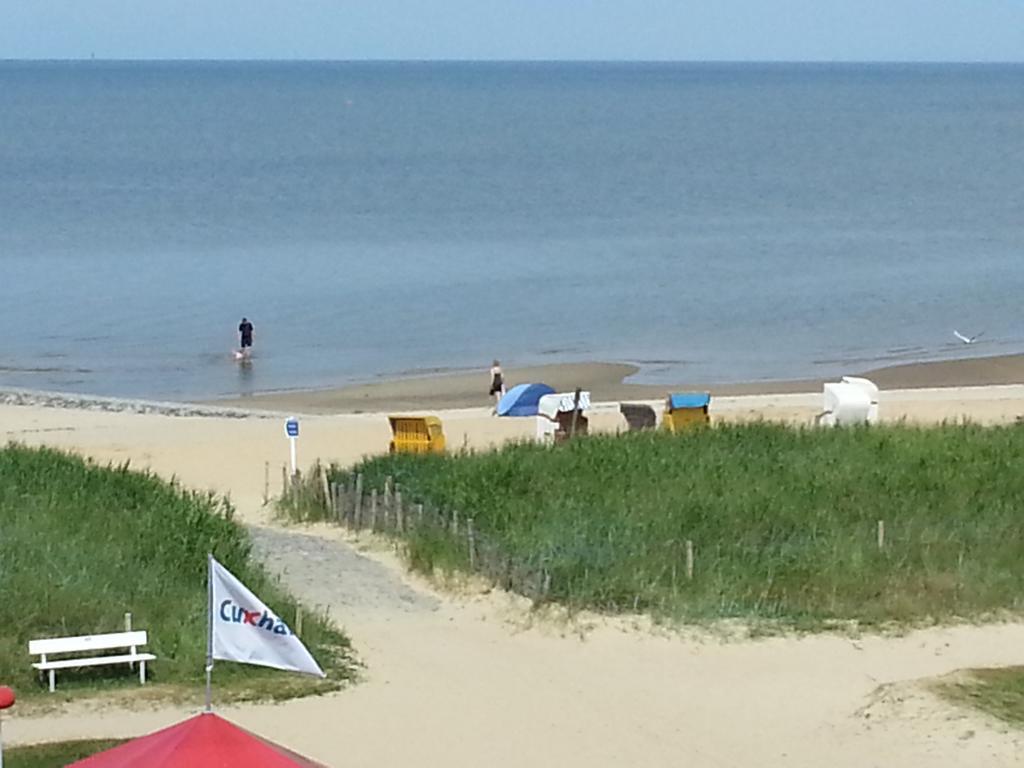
<box><xmin>68</xmin><ymin>712</ymin><xmax>327</xmax><ymax>767</ymax></box>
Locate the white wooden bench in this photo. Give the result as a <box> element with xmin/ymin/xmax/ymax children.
<box><xmin>29</xmin><ymin>631</ymin><xmax>156</xmax><ymax>692</ymax></box>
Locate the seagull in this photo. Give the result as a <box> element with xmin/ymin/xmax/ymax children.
<box><xmin>953</xmin><ymin>330</ymin><xmax>985</xmax><ymax>345</ymax></box>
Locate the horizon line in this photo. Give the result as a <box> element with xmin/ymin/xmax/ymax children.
<box><xmin>2</xmin><ymin>57</ymin><xmax>1023</xmax><ymax>66</ymax></box>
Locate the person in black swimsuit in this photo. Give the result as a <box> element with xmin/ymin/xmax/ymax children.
<box><xmin>489</xmin><ymin>360</ymin><xmax>505</xmax><ymax>410</ymax></box>
<box><xmin>238</xmin><ymin>317</ymin><xmax>254</xmax><ymax>358</ymax></box>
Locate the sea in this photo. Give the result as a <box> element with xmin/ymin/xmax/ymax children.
<box><xmin>1</xmin><ymin>61</ymin><xmax>1023</xmax><ymax>400</ymax></box>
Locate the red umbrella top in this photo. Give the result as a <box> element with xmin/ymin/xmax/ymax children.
<box><xmin>68</xmin><ymin>712</ymin><xmax>327</xmax><ymax>767</ymax></box>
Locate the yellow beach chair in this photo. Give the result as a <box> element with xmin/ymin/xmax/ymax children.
<box><xmin>388</xmin><ymin>415</ymin><xmax>446</xmax><ymax>454</ymax></box>
<box><xmin>662</xmin><ymin>393</ymin><xmax>711</xmax><ymax>432</ymax></box>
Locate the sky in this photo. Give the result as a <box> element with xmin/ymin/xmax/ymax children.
<box><xmin>2</xmin><ymin>0</ymin><xmax>1023</xmax><ymax>62</ymax></box>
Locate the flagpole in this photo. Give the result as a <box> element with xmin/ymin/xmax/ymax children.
<box><xmin>205</xmin><ymin>553</ymin><xmax>213</xmax><ymax>713</ymax></box>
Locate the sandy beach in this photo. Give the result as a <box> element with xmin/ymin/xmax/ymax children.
<box><xmin>206</xmin><ymin>353</ymin><xmax>1024</xmax><ymax>415</ymax></box>
<box><xmin>3</xmin><ymin>354</ymin><xmax>1024</xmax><ymax>767</ymax></box>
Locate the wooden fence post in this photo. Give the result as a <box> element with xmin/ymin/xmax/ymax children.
<box><xmin>320</xmin><ymin>469</ymin><xmax>331</xmax><ymax>516</ymax></box>
<box><xmin>394</xmin><ymin>491</ymin><xmax>403</xmax><ymax>532</ymax></box>
<box><xmin>467</xmin><ymin>517</ymin><xmax>476</xmax><ymax>568</ymax></box>
<box><xmin>263</xmin><ymin>461</ymin><xmax>270</xmax><ymax>505</ymax></box>
<box><xmin>451</xmin><ymin>509</ymin><xmax>460</xmax><ymax>536</ymax></box>
<box><xmin>295</xmin><ymin>606</ymin><xmax>303</xmax><ymax>638</ymax></box>
<box><xmin>877</xmin><ymin>520</ymin><xmax>885</xmax><ymax>550</ymax></box>
<box><xmin>370</xmin><ymin>489</ymin><xmax>378</xmax><ymax>532</ymax></box>
<box><xmin>416</xmin><ymin>503</ymin><xmax>424</xmax><ymax>529</ymax></box>
<box><xmin>354</xmin><ymin>474</ymin><xmax>364</xmax><ymax>529</ymax></box>
<box><xmin>570</xmin><ymin>387</ymin><xmax>582</xmax><ymax>437</ymax></box>
<box><xmin>685</xmin><ymin>540</ymin><xmax>694</xmax><ymax>580</ymax></box>
<box><xmin>282</xmin><ymin>464</ymin><xmax>289</xmax><ymax>498</ymax></box>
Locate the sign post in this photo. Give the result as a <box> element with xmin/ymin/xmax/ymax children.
<box><xmin>285</xmin><ymin>417</ymin><xmax>299</xmax><ymax>475</ymax></box>
<box><xmin>0</xmin><ymin>686</ymin><xmax>15</xmax><ymax>768</ymax></box>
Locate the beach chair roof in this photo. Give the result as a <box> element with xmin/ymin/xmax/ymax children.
<box><xmin>538</xmin><ymin>391</ymin><xmax>591</xmax><ymax>419</ymax></box>
<box><xmin>668</xmin><ymin>393</ymin><xmax>711</xmax><ymax>410</ymax></box>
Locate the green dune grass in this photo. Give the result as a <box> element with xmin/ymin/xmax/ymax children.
<box><xmin>939</xmin><ymin>666</ymin><xmax>1024</xmax><ymax>727</ymax></box>
<box><xmin>4</xmin><ymin>739</ymin><xmax>126</xmax><ymax>767</ymax></box>
<box><xmin>0</xmin><ymin>444</ymin><xmax>356</xmax><ymax>702</ymax></box>
<box><xmin>314</xmin><ymin>422</ymin><xmax>1024</xmax><ymax>628</ymax></box>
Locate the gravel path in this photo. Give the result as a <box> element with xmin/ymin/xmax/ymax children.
<box><xmin>248</xmin><ymin>526</ymin><xmax>440</xmax><ymax>617</ymax></box>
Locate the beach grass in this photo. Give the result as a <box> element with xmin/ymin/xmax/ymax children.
<box><xmin>309</xmin><ymin>422</ymin><xmax>1024</xmax><ymax>628</ymax></box>
<box><xmin>937</xmin><ymin>667</ymin><xmax>1024</xmax><ymax>727</ymax></box>
<box><xmin>0</xmin><ymin>444</ymin><xmax>356</xmax><ymax>702</ymax></box>
<box><xmin>4</xmin><ymin>739</ymin><xmax>126</xmax><ymax>767</ymax></box>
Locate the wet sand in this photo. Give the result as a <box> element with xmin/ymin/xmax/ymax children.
<box><xmin>208</xmin><ymin>353</ymin><xmax>1024</xmax><ymax>414</ymax></box>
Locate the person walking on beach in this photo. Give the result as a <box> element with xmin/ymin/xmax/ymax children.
<box><xmin>238</xmin><ymin>317</ymin><xmax>254</xmax><ymax>359</ymax></box>
<box><xmin>489</xmin><ymin>359</ymin><xmax>505</xmax><ymax>411</ymax></box>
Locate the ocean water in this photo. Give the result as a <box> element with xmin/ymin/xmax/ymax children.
<box><xmin>1</xmin><ymin>61</ymin><xmax>1023</xmax><ymax>400</ymax></box>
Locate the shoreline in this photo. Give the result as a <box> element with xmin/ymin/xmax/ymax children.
<box><xmin>3</xmin><ymin>352</ymin><xmax>1023</xmax><ymax>418</ymax></box>
<box><xmin>204</xmin><ymin>353</ymin><xmax>1024</xmax><ymax>415</ymax></box>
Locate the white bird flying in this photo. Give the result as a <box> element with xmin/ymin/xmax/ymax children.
<box><xmin>953</xmin><ymin>330</ymin><xmax>984</xmax><ymax>344</ymax></box>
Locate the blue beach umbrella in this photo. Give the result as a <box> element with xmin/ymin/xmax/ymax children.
<box><xmin>496</xmin><ymin>383</ymin><xmax>555</xmax><ymax>417</ymax></box>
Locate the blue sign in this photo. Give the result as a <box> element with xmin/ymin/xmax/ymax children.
<box><xmin>285</xmin><ymin>418</ymin><xmax>299</xmax><ymax>438</ymax></box>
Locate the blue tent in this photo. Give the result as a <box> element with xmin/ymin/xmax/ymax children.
<box><xmin>496</xmin><ymin>383</ymin><xmax>555</xmax><ymax>417</ymax></box>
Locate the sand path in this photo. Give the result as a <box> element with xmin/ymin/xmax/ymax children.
<box><xmin>3</xmin><ymin>393</ymin><xmax>1024</xmax><ymax>765</ymax></box>
<box><xmin>11</xmin><ymin>522</ymin><xmax>1023</xmax><ymax>767</ymax></box>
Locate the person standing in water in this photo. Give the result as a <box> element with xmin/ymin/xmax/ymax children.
<box><xmin>238</xmin><ymin>317</ymin><xmax>254</xmax><ymax>359</ymax></box>
<box><xmin>489</xmin><ymin>359</ymin><xmax>505</xmax><ymax>411</ymax></box>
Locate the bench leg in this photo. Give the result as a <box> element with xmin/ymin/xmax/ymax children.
<box><xmin>140</xmin><ymin>660</ymin><xmax>146</xmax><ymax>685</ymax></box>
<box><xmin>49</xmin><ymin>669</ymin><xmax>55</xmax><ymax>693</ymax></box>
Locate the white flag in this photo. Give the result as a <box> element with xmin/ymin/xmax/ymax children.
<box><xmin>209</xmin><ymin>557</ymin><xmax>325</xmax><ymax>678</ymax></box>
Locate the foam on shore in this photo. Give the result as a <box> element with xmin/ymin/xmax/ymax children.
<box><xmin>0</xmin><ymin>388</ymin><xmax>277</xmax><ymax>419</ymax></box>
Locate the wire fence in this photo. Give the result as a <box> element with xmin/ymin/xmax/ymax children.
<box><xmin>324</xmin><ymin>473</ymin><xmax>554</xmax><ymax>602</ymax></box>
<box><xmin>279</xmin><ymin>463</ymin><xmax>703</xmax><ymax>606</ymax></box>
